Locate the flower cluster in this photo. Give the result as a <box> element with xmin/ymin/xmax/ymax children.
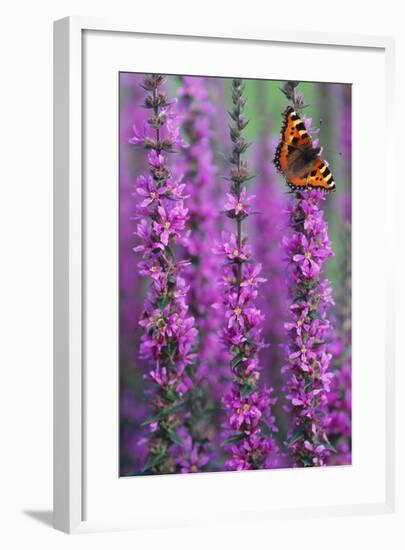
<box><xmin>282</xmin><ymin>189</ymin><xmax>335</xmax><ymax>466</ymax></box>
<box><xmin>326</xmin><ymin>187</ymin><xmax>352</xmax><ymax>466</ymax></box>
<box><xmin>325</xmin><ymin>362</ymin><xmax>351</xmax><ymax>465</ymax></box>
<box><xmin>252</xmin><ymin>132</ymin><xmax>290</xmax><ymax>456</ymax></box>
<box><xmin>120</xmin><ymin>74</ymin><xmax>151</xmax><ymax>476</ymax></box>
<box><xmin>174</xmin><ymin>76</ymin><xmax>225</xmax><ymax>471</ymax></box>
<box><xmin>172</xmin><ymin>427</ymin><xmax>210</xmax><ymax>474</ymax></box>
<box><xmin>120</xmin><ymin>388</ymin><xmax>149</xmax><ymax>475</ymax></box>
<box><xmin>120</xmin><ymin>74</ymin><xmax>148</xmax><ymax>355</ymax></box>
<box><xmin>216</xmin><ymin>79</ymin><xmax>278</xmax><ymax>470</ymax></box>
<box><xmin>130</xmin><ymin>74</ymin><xmax>197</xmax><ymax>474</ymax></box>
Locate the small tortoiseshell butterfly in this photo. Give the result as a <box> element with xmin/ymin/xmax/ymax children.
<box><xmin>274</xmin><ymin>106</ymin><xmax>335</xmax><ymax>191</ymax></box>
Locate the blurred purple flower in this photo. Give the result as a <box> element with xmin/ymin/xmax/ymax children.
<box><xmin>251</xmin><ymin>127</ymin><xmax>290</xmax><ymax>463</ymax></box>
<box><xmin>175</xmin><ymin>76</ymin><xmax>227</xmax><ymax>472</ymax></box>
<box><xmin>326</xmin><ymin>123</ymin><xmax>352</xmax><ymax>466</ymax></box>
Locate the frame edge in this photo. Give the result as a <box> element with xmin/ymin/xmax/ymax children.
<box><xmin>53</xmin><ymin>16</ymin><xmax>83</xmax><ymax>534</ymax></box>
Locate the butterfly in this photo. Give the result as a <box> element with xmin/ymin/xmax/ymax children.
<box><xmin>273</xmin><ymin>106</ymin><xmax>335</xmax><ymax>191</ymax></box>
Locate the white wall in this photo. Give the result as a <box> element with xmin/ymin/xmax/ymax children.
<box><xmin>0</xmin><ymin>1</ymin><xmax>403</xmax><ymax>548</ymax></box>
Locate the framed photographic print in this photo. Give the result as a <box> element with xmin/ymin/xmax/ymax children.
<box><xmin>54</xmin><ymin>17</ymin><xmax>397</xmax><ymax>534</ymax></box>
<box><xmin>119</xmin><ymin>74</ymin><xmax>350</xmax><ymax>477</ymax></box>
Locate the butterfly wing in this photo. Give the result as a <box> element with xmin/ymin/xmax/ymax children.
<box><xmin>303</xmin><ymin>157</ymin><xmax>335</xmax><ymax>190</ymax></box>
<box><xmin>274</xmin><ymin>106</ymin><xmax>312</xmax><ymax>173</ymax></box>
<box><xmin>274</xmin><ymin>106</ymin><xmax>336</xmax><ymax>191</ymax></box>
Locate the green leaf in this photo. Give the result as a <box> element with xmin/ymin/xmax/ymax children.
<box><xmin>314</xmin><ymin>439</ymin><xmax>337</xmax><ymax>453</ymax></box>
<box><xmin>222</xmin><ymin>433</ymin><xmax>245</xmax><ymax>447</ymax></box>
<box><xmin>287</xmin><ymin>425</ymin><xmax>305</xmax><ymax>446</ymax></box>
<box><xmin>142</xmin><ymin>452</ymin><xmax>165</xmax><ymax>473</ymax></box>
<box><xmin>324</xmin><ymin>442</ymin><xmax>337</xmax><ymax>453</ymax></box>
<box><xmin>299</xmin><ymin>456</ymin><xmax>314</xmax><ymax>467</ymax></box>
<box><xmin>245</xmin><ymin>336</ymin><xmax>260</xmax><ymax>346</ymax></box>
<box><xmin>158</xmin><ymin>294</ymin><xmax>170</xmax><ymax>310</ymax></box>
<box><xmin>166</xmin><ymin>388</ymin><xmax>180</xmax><ymax>402</ymax></box>
<box><xmin>238</xmin><ymin>118</ymin><xmax>249</xmax><ymax>130</ymax></box>
<box><xmin>291</xmin><ymin>295</ymin><xmax>306</xmax><ymax>304</ymax></box>
<box><xmin>228</xmin><ymin>110</ymin><xmax>238</xmax><ymax>122</ymax></box>
<box><xmin>240</xmin><ymin>384</ymin><xmax>254</xmax><ymax>398</ymax></box>
<box><xmin>230</xmin><ymin>125</ymin><xmax>241</xmax><ymax>142</ymax></box>
<box><xmin>224</xmin><ymin>210</ymin><xmax>237</xmax><ymax>219</ymax></box>
<box><xmin>231</xmin><ymin>353</ymin><xmax>244</xmax><ymax>369</ymax></box>
<box><xmin>165</xmin><ymin>245</ymin><xmax>175</xmax><ymax>260</ymax></box>
<box><xmin>166</xmin><ymin>429</ymin><xmax>184</xmax><ymax>447</ymax></box>
<box><xmin>141</xmin><ymin>411</ymin><xmax>164</xmax><ymax>426</ymax></box>
<box><xmin>238</xmin><ymin>141</ymin><xmax>251</xmax><ymax>154</ymax></box>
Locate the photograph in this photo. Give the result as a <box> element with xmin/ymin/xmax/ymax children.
<box><xmin>119</xmin><ymin>72</ymin><xmax>352</xmax><ymax>476</ymax></box>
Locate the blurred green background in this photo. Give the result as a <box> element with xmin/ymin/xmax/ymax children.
<box><xmin>166</xmin><ymin>76</ymin><xmax>352</xmax><ymax>296</ymax></box>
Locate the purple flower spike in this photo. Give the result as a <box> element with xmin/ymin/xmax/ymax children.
<box><xmin>217</xmin><ymin>79</ymin><xmax>278</xmax><ymax>470</ymax></box>
<box><xmin>174</xmin><ymin>76</ymin><xmax>226</xmax><ymax>472</ymax></box>
<box><xmin>277</xmin><ymin>88</ymin><xmax>337</xmax><ymax>468</ymax></box>
<box><xmin>283</xmin><ymin>187</ymin><xmax>335</xmax><ymax>467</ymax></box>
<box><xmin>131</xmin><ymin>74</ymin><xmax>197</xmax><ymax>475</ymax></box>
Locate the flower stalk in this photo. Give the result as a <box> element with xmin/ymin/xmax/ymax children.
<box><xmin>280</xmin><ymin>83</ymin><xmax>336</xmax><ymax>466</ymax></box>
<box><xmin>216</xmin><ymin>79</ymin><xmax>278</xmax><ymax>470</ymax></box>
<box><xmin>282</xmin><ymin>190</ymin><xmax>335</xmax><ymax>466</ymax></box>
<box><xmin>130</xmin><ymin>74</ymin><xmax>197</xmax><ymax>474</ymax></box>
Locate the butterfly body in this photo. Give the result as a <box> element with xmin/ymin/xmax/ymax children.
<box><xmin>274</xmin><ymin>106</ymin><xmax>335</xmax><ymax>191</ymax></box>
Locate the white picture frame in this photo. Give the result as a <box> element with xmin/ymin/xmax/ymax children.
<box><xmin>54</xmin><ymin>16</ymin><xmax>397</xmax><ymax>534</ymax></box>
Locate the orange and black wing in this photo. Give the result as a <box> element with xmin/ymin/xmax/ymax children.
<box><xmin>274</xmin><ymin>106</ymin><xmax>335</xmax><ymax>191</ymax></box>
<box><xmin>274</xmin><ymin>106</ymin><xmax>312</xmax><ymax>175</ymax></box>
<box><xmin>284</xmin><ymin>156</ymin><xmax>336</xmax><ymax>191</ymax></box>
<box><xmin>302</xmin><ymin>157</ymin><xmax>335</xmax><ymax>191</ymax></box>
